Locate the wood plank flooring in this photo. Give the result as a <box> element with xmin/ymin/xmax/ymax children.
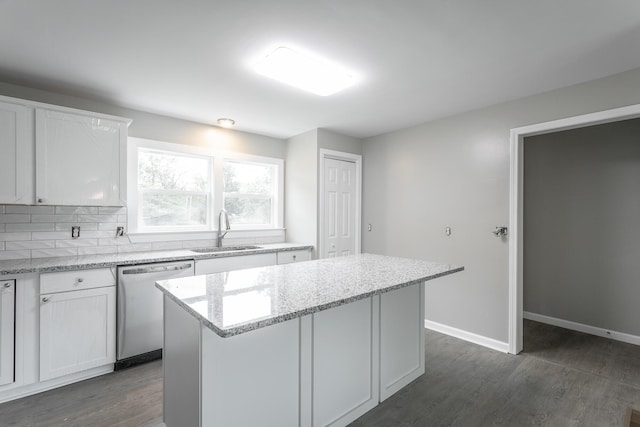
<box><xmin>0</xmin><ymin>320</ymin><xmax>639</xmax><ymax>426</ymax></box>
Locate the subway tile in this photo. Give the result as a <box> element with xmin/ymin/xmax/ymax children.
<box><xmin>55</xmin><ymin>206</ymin><xmax>99</xmax><ymax>214</ymax></box>
<box><xmin>78</xmin><ymin>214</ymin><xmax>118</xmax><ymax>223</ymax></box>
<box><xmin>0</xmin><ymin>242</ymin><xmax>4</xmax><ymax>250</ymax></box>
<box><xmin>6</xmin><ymin>240</ymin><xmax>56</xmax><ymax>250</ymax></box>
<box><xmin>78</xmin><ymin>246</ymin><xmax>118</xmax><ymax>256</ymax></box>
<box><xmin>98</xmin><ymin>207</ymin><xmax>127</xmax><ymax>214</ymax></box>
<box><xmin>0</xmin><ymin>214</ymin><xmax>30</xmax><ymax>223</ymax></box>
<box><xmin>31</xmin><ymin>214</ymin><xmax>76</xmax><ymax>223</ymax></box>
<box><xmin>31</xmin><ymin>248</ymin><xmax>78</xmax><ymax>258</ymax></box>
<box><xmin>56</xmin><ymin>239</ymin><xmax>98</xmax><ymax>248</ymax></box>
<box><xmin>117</xmin><ymin>243</ymin><xmax>153</xmax><ymax>253</ymax></box>
<box><xmin>99</xmin><ymin>237</ymin><xmax>135</xmax><ymax>246</ymax></box>
<box><xmin>98</xmin><ymin>223</ymin><xmax>125</xmax><ymax>231</ymax></box>
<box><xmin>0</xmin><ymin>224</ymin><xmax>4</xmax><ymax>232</ymax></box>
<box><xmin>31</xmin><ymin>231</ymin><xmax>73</xmax><ymax>240</ymax></box>
<box><xmin>182</xmin><ymin>240</ymin><xmax>216</xmax><ymax>249</ymax></box>
<box><xmin>0</xmin><ymin>250</ymin><xmax>31</xmax><ymax>260</ymax></box>
<box><xmin>55</xmin><ymin>223</ymin><xmax>97</xmax><ymax>231</ymax></box>
<box><xmin>0</xmin><ymin>232</ymin><xmax>31</xmax><ymax>242</ymax></box>
<box><xmin>6</xmin><ymin>223</ymin><xmax>54</xmax><ymax>232</ymax></box>
<box><xmin>82</xmin><ymin>231</ymin><xmax>116</xmax><ymax>239</ymax></box>
<box><xmin>5</xmin><ymin>205</ymin><xmax>54</xmax><ymax>214</ymax></box>
<box><xmin>118</xmin><ymin>215</ymin><xmax>128</xmax><ymax>222</ymax></box>
<box><xmin>151</xmin><ymin>241</ymin><xmax>183</xmax><ymax>251</ymax></box>
<box><xmin>0</xmin><ymin>206</ymin><xmax>4</xmax><ymax>214</ymax></box>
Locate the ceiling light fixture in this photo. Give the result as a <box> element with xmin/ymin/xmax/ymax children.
<box><xmin>254</xmin><ymin>46</ymin><xmax>357</xmax><ymax>96</ymax></box>
<box><xmin>217</xmin><ymin>118</ymin><xmax>235</xmax><ymax>128</ymax></box>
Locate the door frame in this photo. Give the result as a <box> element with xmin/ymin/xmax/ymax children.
<box><xmin>318</xmin><ymin>149</ymin><xmax>363</xmax><ymax>259</ymax></box>
<box><xmin>508</xmin><ymin>103</ymin><xmax>640</xmax><ymax>354</ymax></box>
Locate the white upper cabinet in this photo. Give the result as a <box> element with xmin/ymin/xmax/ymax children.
<box><xmin>0</xmin><ymin>100</ymin><xmax>34</xmax><ymax>204</ymax></box>
<box><xmin>35</xmin><ymin>108</ymin><xmax>129</xmax><ymax>206</ymax></box>
<box><xmin>0</xmin><ymin>94</ymin><xmax>131</xmax><ymax>207</ymax></box>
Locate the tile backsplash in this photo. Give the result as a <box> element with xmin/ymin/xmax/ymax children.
<box><xmin>0</xmin><ymin>205</ymin><xmax>284</xmax><ymax>260</ymax></box>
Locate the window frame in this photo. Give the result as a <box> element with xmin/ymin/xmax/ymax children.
<box><xmin>222</xmin><ymin>154</ymin><xmax>284</xmax><ymax>230</ymax></box>
<box><xmin>127</xmin><ymin>137</ymin><xmax>284</xmax><ymax>237</ymax></box>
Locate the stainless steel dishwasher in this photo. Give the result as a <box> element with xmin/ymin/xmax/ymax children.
<box><xmin>115</xmin><ymin>260</ymin><xmax>194</xmax><ymax>369</ymax></box>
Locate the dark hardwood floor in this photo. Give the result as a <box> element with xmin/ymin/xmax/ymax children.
<box><xmin>1</xmin><ymin>320</ymin><xmax>639</xmax><ymax>426</ymax></box>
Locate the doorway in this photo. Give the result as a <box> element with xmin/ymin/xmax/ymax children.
<box><xmin>508</xmin><ymin>104</ymin><xmax>640</xmax><ymax>354</ymax></box>
<box><xmin>319</xmin><ymin>149</ymin><xmax>362</xmax><ymax>259</ymax></box>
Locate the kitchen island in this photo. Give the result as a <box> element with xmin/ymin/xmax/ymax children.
<box><xmin>156</xmin><ymin>253</ymin><xmax>463</xmax><ymax>427</ymax></box>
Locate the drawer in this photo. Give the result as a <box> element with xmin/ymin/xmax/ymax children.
<box><xmin>40</xmin><ymin>268</ymin><xmax>116</xmax><ymax>294</ymax></box>
<box><xmin>277</xmin><ymin>250</ymin><xmax>311</xmax><ymax>265</ymax></box>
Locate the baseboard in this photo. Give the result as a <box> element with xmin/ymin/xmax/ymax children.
<box><xmin>524</xmin><ymin>311</ymin><xmax>640</xmax><ymax>347</ymax></box>
<box><xmin>424</xmin><ymin>319</ymin><xmax>509</xmax><ymax>353</ymax></box>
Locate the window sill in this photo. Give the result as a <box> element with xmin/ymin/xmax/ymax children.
<box><xmin>127</xmin><ymin>228</ymin><xmax>286</xmax><ymax>244</ymax></box>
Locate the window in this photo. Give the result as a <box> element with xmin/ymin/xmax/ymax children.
<box><xmin>128</xmin><ymin>138</ymin><xmax>283</xmax><ymax>234</ymax></box>
<box><xmin>137</xmin><ymin>148</ymin><xmax>212</xmax><ymax>231</ymax></box>
<box><xmin>223</xmin><ymin>160</ymin><xmax>277</xmax><ymax>228</ymax></box>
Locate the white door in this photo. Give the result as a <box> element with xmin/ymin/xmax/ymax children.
<box><xmin>0</xmin><ymin>280</ymin><xmax>15</xmax><ymax>386</ymax></box>
<box><xmin>35</xmin><ymin>108</ymin><xmax>127</xmax><ymax>206</ymax></box>
<box><xmin>40</xmin><ymin>286</ymin><xmax>116</xmax><ymax>381</ymax></box>
<box><xmin>323</xmin><ymin>158</ymin><xmax>357</xmax><ymax>258</ymax></box>
<box><xmin>0</xmin><ymin>100</ymin><xmax>33</xmax><ymax>204</ymax></box>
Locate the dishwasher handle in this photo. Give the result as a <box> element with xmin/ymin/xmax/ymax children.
<box><xmin>121</xmin><ymin>263</ymin><xmax>193</xmax><ymax>275</ymax></box>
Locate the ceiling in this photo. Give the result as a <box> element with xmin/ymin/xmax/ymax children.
<box><xmin>1</xmin><ymin>1</ymin><xmax>640</xmax><ymax>139</ymax></box>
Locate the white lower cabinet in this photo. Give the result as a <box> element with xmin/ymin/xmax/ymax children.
<box><xmin>39</xmin><ymin>270</ymin><xmax>116</xmax><ymax>382</ymax></box>
<box><xmin>312</xmin><ymin>297</ymin><xmax>379</xmax><ymax>427</ymax></box>
<box><xmin>276</xmin><ymin>249</ymin><xmax>311</xmax><ymax>264</ymax></box>
<box><xmin>195</xmin><ymin>253</ymin><xmax>277</xmax><ymax>275</ymax></box>
<box><xmin>0</xmin><ymin>280</ymin><xmax>16</xmax><ymax>386</ymax></box>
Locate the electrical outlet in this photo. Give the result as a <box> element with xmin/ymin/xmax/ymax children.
<box><xmin>72</xmin><ymin>226</ymin><xmax>80</xmax><ymax>239</ymax></box>
<box><xmin>115</xmin><ymin>226</ymin><xmax>125</xmax><ymax>237</ymax></box>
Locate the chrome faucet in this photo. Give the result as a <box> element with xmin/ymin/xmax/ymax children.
<box><xmin>217</xmin><ymin>209</ymin><xmax>231</xmax><ymax>247</ymax></box>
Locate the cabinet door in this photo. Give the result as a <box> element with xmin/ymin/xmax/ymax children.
<box><xmin>0</xmin><ymin>281</ymin><xmax>15</xmax><ymax>386</ymax></box>
<box><xmin>35</xmin><ymin>108</ymin><xmax>128</xmax><ymax>206</ymax></box>
<box><xmin>195</xmin><ymin>253</ymin><xmax>277</xmax><ymax>275</ymax></box>
<box><xmin>39</xmin><ymin>286</ymin><xmax>116</xmax><ymax>381</ymax></box>
<box><xmin>0</xmin><ymin>101</ymin><xmax>33</xmax><ymax>204</ymax></box>
<box><xmin>276</xmin><ymin>249</ymin><xmax>311</xmax><ymax>265</ymax></box>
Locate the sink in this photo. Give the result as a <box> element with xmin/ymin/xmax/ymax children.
<box><xmin>189</xmin><ymin>245</ymin><xmax>261</xmax><ymax>253</ymax></box>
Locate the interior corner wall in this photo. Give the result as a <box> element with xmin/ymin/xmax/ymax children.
<box><xmin>361</xmin><ymin>67</ymin><xmax>640</xmax><ymax>343</ymax></box>
<box><xmin>317</xmin><ymin>128</ymin><xmax>363</xmax><ymax>155</ymax></box>
<box><xmin>523</xmin><ymin>118</ymin><xmax>640</xmax><ymax>336</ymax></box>
<box><xmin>285</xmin><ymin>129</ymin><xmax>319</xmax><ymax>256</ymax></box>
<box><xmin>0</xmin><ymin>81</ymin><xmax>286</xmax><ymax>159</ymax></box>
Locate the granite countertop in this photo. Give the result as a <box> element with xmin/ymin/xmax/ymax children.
<box><xmin>156</xmin><ymin>253</ymin><xmax>464</xmax><ymax>338</ymax></box>
<box><xmin>0</xmin><ymin>243</ymin><xmax>313</xmax><ymax>275</ymax></box>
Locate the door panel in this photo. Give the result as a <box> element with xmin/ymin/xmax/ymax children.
<box><xmin>323</xmin><ymin>158</ymin><xmax>357</xmax><ymax>258</ymax></box>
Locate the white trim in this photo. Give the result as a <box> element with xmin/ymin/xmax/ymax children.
<box><xmin>508</xmin><ymin>103</ymin><xmax>640</xmax><ymax>355</ymax></box>
<box><xmin>524</xmin><ymin>311</ymin><xmax>640</xmax><ymax>347</ymax></box>
<box><xmin>318</xmin><ymin>149</ymin><xmax>362</xmax><ymax>258</ymax></box>
<box><xmin>424</xmin><ymin>319</ymin><xmax>509</xmax><ymax>353</ymax></box>
<box><xmin>127</xmin><ymin>137</ymin><xmax>285</xmax><ymax>235</ymax></box>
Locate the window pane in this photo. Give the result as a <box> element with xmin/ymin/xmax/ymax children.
<box><xmin>224</xmin><ymin>196</ymin><xmax>271</xmax><ymax>225</ymax></box>
<box><xmin>224</xmin><ymin>161</ymin><xmax>273</xmax><ymax>195</ymax></box>
<box><xmin>141</xmin><ymin>193</ymin><xmax>208</xmax><ymax>227</ymax></box>
<box><xmin>139</xmin><ymin>149</ymin><xmax>209</xmax><ymax>192</ymax></box>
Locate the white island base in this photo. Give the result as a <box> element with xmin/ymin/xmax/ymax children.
<box><xmin>163</xmin><ymin>283</ymin><xmax>425</xmax><ymax>427</ymax></box>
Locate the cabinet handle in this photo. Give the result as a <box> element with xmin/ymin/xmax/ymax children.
<box><xmin>37</xmin><ymin>197</ymin><xmax>47</xmax><ymax>204</ymax></box>
<box><xmin>77</xmin><ymin>278</ymin><xmax>84</xmax><ymax>283</ymax></box>
<box><xmin>3</xmin><ymin>283</ymin><xmax>11</xmax><ymax>288</ymax></box>
<box><xmin>42</xmin><ymin>296</ymin><xmax>50</xmax><ymax>303</ymax></box>
<box><xmin>293</xmin><ymin>255</ymin><xmax>297</xmax><ymax>260</ymax></box>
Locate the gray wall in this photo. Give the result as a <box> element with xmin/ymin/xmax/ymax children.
<box><xmin>285</xmin><ymin>129</ymin><xmax>318</xmax><ymax>253</ymax></box>
<box><xmin>285</xmin><ymin>128</ymin><xmax>363</xmax><ymax>255</ymax></box>
<box><xmin>362</xmin><ymin>67</ymin><xmax>640</xmax><ymax>343</ymax></box>
<box><xmin>0</xmin><ymin>81</ymin><xmax>285</xmax><ymax>159</ymax></box>
<box><xmin>524</xmin><ymin>119</ymin><xmax>640</xmax><ymax>336</ymax></box>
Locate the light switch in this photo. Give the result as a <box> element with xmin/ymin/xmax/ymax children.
<box><xmin>445</xmin><ymin>227</ymin><xmax>451</xmax><ymax>236</ymax></box>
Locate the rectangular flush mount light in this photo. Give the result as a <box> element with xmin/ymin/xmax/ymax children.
<box><xmin>254</xmin><ymin>46</ymin><xmax>356</xmax><ymax>96</ymax></box>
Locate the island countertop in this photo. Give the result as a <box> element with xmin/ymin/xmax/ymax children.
<box><xmin>156</xmin><ymin>253</ymin><xmax>463</xmax><ymax>338</ymax></box>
